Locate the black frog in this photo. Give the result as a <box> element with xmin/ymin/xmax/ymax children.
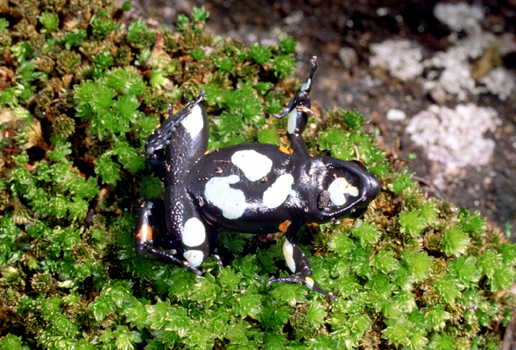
<box><xmin>135</xmin><ymin>57</ymin><xmax>380</xmax><ymax>299</ymax></box>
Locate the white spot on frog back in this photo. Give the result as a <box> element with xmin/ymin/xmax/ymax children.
<box><xmin>263</xmin><ymin>174</ymin><xmax>294</xmax><ymax>209</ymax></box>
<box><xmin>282</xmin><ymin>239</ymin><xmax>296</xmax><ymax>273</ymax></box>
<box><xmin>204</xmin><ymin>175</ymin><xmax>247</xmax><ymax>219</ymax></box>
<box><xmin>328</xmin><ymin>177</ymin><xmax>359</xmax><ymax>206</ymax></box>
<box><xmin>183</xmin><ymin>249</ymin><xmax>204</xmax><ymax>267</ymax></box>
<box><xmin>231</xmin><ymin>150</ymin><xmax>272</xmax><ymax>181</ymax></box>
<box><xmin>181</xmin><ymin>104</ymin><xmax>203</xmax><ymax>137</ymax></box>
<box><xmin>182</xmin><ymin>217</ymin><xmax>206</xmax><ymax>247</ymax></box>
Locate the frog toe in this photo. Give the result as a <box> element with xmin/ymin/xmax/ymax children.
<box><xmin>267</xmin><ymin>275</ymin><xmax>336</xmax><ymax>301</ymax></box>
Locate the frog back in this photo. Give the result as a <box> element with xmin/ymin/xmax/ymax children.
<box><xmin>188</xmin><ymin>144</ymin><xmax>306</xmax><ymax>233</ymax></box>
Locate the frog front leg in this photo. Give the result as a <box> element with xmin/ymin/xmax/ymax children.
<box><xmin>268</xmin><ymin>222</ymin><xmax>337</xmax><ymax>300</ymax></box>
<box><xmin>275</xmin><ymin>56</ymin><xmax>318</xmax><ymax>156</ymax></box>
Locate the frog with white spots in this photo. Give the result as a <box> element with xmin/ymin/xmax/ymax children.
<box><xmin>135</xmin><ymin>57</ymin><xmax>380</xmax><ymax>299</ymax></box>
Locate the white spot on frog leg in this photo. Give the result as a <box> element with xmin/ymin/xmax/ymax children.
<box><xmin>231</xmin><ymin>150</ymin><xmax>272</xmax><ymax>181</ymax></box>
<box><xmin>304</xmin><ymin>276</ymin><xmax>315</xmax><ymax>289</ymax></box>
<box><xmin>183</xmin><ymin>249</ymin><xmax>204</xmax><ymax>267</ymax></box>
<box><xmin>204</xmin><ymin>175</ymin><xmax>247</xmax><ymax>219</ymax></box>
<box><xmin>287</xmin><ymin>109</ymin><xmax>298</xmax><ymax>134</ymax></box>
<box><xmin>328</xmin><ymin>177</ymin><xmax>359</xmax><ymax>206</ymax></box>
<box><xmin>263</xmin><ymin>174</ymin><xmax>294</xmax><ymax>209</ymax></box>
<box><xmin>182</xmin><ymin>217</ymin><xmax>206</xmax><ymax>247</ymax></box>
<box><xmin>283</xmin><ymin>240</ymin><xmax>296</xmax><ymax>273</ymax></box>
<box><xmin>301</xmin><ymin>78</ymin><xmax>312</xmax><ymax>91</ymax></box>
<box><xmin>181</xmin><ymin>104</ymin><xmax>204</xmax><ymax>137</ymax></box>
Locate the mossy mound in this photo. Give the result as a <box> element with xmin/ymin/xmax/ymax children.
<box><xmin>0</xmin><ymin>1</ymin><xmax>514</xmax><ymax>349</ymax></box>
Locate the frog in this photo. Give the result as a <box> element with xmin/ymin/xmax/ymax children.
<box><xmin>135</xmin><ymin>56</ymin><xmax>380</xmax><ymax>299</ymax></box>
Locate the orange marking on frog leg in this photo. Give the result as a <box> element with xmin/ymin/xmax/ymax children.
<box><xmin>278</xmin><ymin>219</ymin><xmax>292</xmax><ymax>233</ymax></box>
<box><xmin>136</xmin><ymin>223</ymin><xmax>154</xmax><ymax>242</ymax></box>
<box><xmin>297</xmin><ymin>105</ymin><xmax>313</xmax><ymax>115</ymax></box>
<box><xmin>279</xmin><ymin>145</ymin><xmax>293</xmax><ymax>155</ymax></box>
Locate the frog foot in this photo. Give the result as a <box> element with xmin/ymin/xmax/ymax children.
<box><xmin>267</xmin><ymin>275</ymin><xmax>337</xmax><ymax>301</ymax></box>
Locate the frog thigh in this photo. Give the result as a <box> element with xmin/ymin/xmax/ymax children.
<box><xmin>145</xmin><ymin>95</ymin><xmax>209</xmax><ymax>179</ymax></box>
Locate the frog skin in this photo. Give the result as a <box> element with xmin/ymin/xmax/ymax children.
<box><xmin>135</xmin><ymin>57</ymin><xmax>380</xmax><ymax>299</ymax></box>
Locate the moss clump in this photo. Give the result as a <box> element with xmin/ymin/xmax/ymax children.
<box><xmin>0</xmin><ymin>1</ymin><xmax>514</xmax><ymax>349</ymax></box>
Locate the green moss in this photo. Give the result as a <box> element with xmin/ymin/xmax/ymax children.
<box><xmin>389</xmin><ymin>171</ymin><xmax>415</xmax><ymax>195</ymax></box>
<box><xmin>350</xmin><ymin>220</ymin><xmax>380</xmax><ymax>246</ymax></box>
<box><xmin>401</xmin><ymin>250</ymin><xmax>433</xmax><ymax>282</ymax></box>
<box><xmin>271</xmin><ymin>54</ymin><xmax>296</xmax><ymax>79</ymax></box>
<box><xmin>442</xmin><ymin>226</ymin><xmax>470</xmax><ymax>256</ymax></box>
<box><xmin>90</xmin><ymin>10</ymin><xmax>119</xmax><ymax>37</ymax></box>
<box><xmin>62</xmin><ymin>29</ymin><xmax>87</xmax><ymax>50</ymax></box>
<box><xmin>191</xmin><ymin>6</ymin><xmax>210</xmax><ymax>23</ymax></box>
<box><xmin>38</xmin><ymin>12</ymin><xmax>60</xmax><ymax>32</ymax></box>
<box><xmin>95</xmin><ymin>152</ymin><xmax>122</xmax><ymax>185</ymax></box>
<box><xmin>0</xmin><ymin>1</ymin><xmax>513</xmax><ymax>349</ymax></box>
<box><xmin>249</xmin><ymin>43</ymin><xmax>272</xmax><ymax>64</ymax></box>
<box><xmin>399</xmin><ymin>210</ymin><xmax>428</xmax><ymax>237</ymax></box>
<box><xmin>0</xmin><ymin>18</ymin><xmax>8</xmax><ymax>31</ymax></box>
<box><xmin>0</xmin><ymin>334</ymin><xmax>30</xmax><ymax>350</ymax></box>
<box><xmin>278</xmin><ymin>36</ymin><xmax>297</xmax><ymax>54</ymax></box>
<box><xmin>257</xmin><ymin>124</ymin><xmax>281</xmax><ymax>146</ymax></box>
<box><xmin>126</xmin><ymin>19</ymin><xmax>156</xmax><ymax>49</ymax></box>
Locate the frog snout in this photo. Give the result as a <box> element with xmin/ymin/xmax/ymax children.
<box><xmin>363</xmin><ymin>173</ymin><xmax>381</xmax><ymax>202</ymax></box>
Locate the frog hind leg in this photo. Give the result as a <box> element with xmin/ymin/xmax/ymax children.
<box><xmin>267</xmin><ymin>224</ymin><xmax>337</xmax><ymax>300</ymax></box>
<box><xmin>145</xmin><ymin>93</ymin><xmax>208</xmax><ymax>181</ymax></box>
<box><xmin>135</xmin><ymin>199</ymin><xmax>211</xmax><ymax>276</ymax></box>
